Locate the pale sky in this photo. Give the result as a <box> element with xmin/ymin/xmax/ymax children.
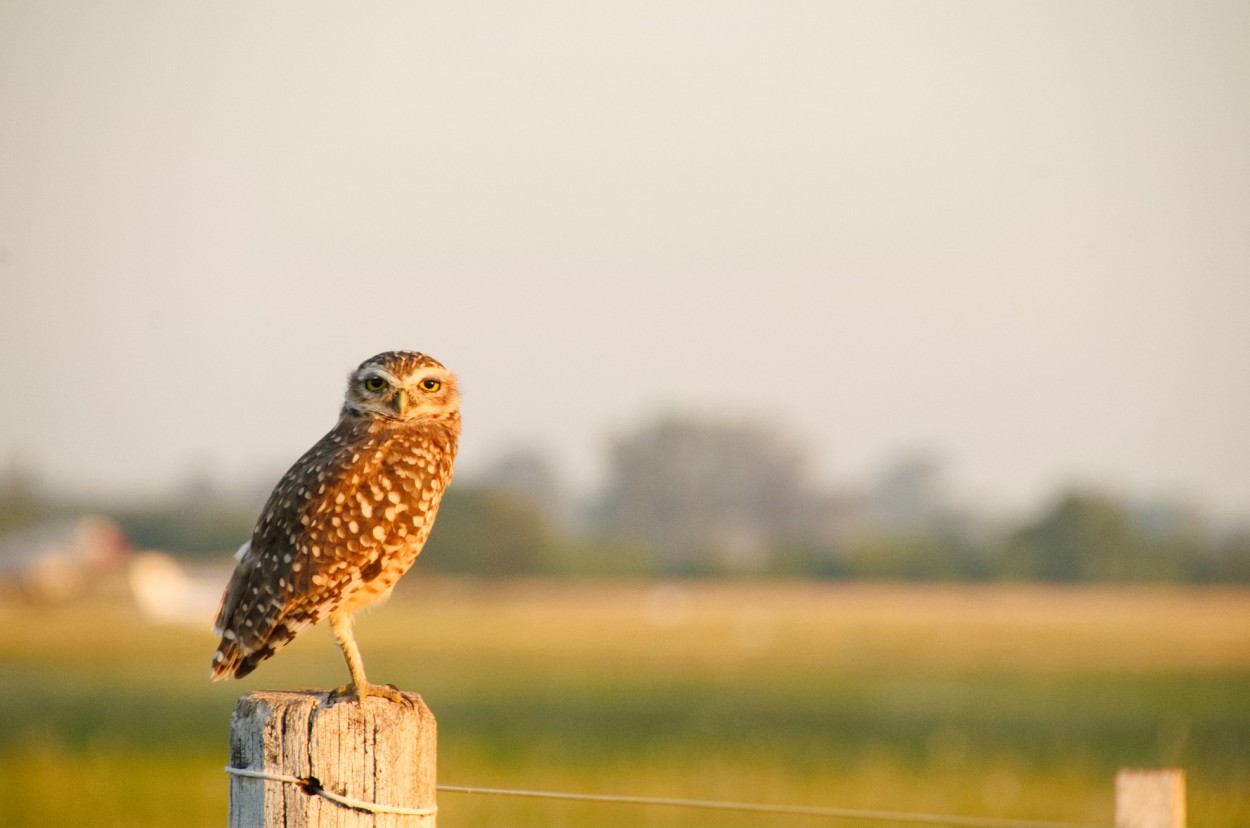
<box><xmin>1</xmin><ymin>2</ymin><xmax>1248</xmax><ymax>519</ymax></box>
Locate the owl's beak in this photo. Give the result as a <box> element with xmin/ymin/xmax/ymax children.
<box><xmin>390</xmin><ymin>391</ymin><xmax>408</xmax><ymax>418</ymax></box>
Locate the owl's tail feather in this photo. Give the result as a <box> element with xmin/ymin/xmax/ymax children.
<box><xmin>211</xmin><ymin>621</ymin><xmax>300</xmax><ymax>681</ymax></box>
<box><xmin>210</xmin><ymin>539</ymin><xmax>311</xmax><ymax>681</ymax></box>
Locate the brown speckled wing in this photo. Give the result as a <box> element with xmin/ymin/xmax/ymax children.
<box><xmin>210</xmin><ymin>417</ymin><xmax>360</xmax><ymax>679</ymax></box>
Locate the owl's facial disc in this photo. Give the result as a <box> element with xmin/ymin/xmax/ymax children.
<box><xmin>344</xmin><ymin>355</ymin><xmax>458</xmax><ymax>422</ymax></box>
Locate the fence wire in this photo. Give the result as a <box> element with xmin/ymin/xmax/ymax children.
<box><xmin>227</xmin><ymin>764</ymin><xmax>1108</xmax><ymax>827</ymax></box>
<box><xmin>436</xmin><ymin>784</ymin><xmax>1106</xmax><ymax>828</ymax></box>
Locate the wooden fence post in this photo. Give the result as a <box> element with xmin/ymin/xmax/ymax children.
<box><xmin>1115</xmin><ymin>769</ymin><xmax>1185</xmax><ymax>828</ymax></box>
<box><xmin>227</xmin><ymin>690</ymin><xmax>437</xmax><ymax>827</ymax></box>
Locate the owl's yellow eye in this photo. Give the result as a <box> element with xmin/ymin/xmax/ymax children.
<box><xmin>363</xmin><ymin>376</ymin><xmax>387</xmax><ymax>392</ymax></box>
<box><xmin>420</xmin><ymin>379</ymin><xmax>441</xmax><ymax>392</ymax></box>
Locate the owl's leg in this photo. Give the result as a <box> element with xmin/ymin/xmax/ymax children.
<box><xmin>328</xmin><ymin>611</ymin><xmax>408</xmax><ymax>705</ymax></box>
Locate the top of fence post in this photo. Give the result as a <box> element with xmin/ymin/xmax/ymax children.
<box><xmin>1115</xmin><ymin>769</ymin><xmax>1185</xmax><ymax>828</ymax></box>
<box><xmin>226</xmin><ymin>689</ymin><xmax>437</xmax><ymax>827</ymax></box>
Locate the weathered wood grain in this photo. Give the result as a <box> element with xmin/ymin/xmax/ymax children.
<box><xmin>228</xmin><ymin>690</ymin><xmax>436</xmax><ymax>827</ymax></box>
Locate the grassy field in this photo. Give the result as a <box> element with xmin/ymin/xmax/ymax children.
<box><xmin>1</xmin><ymin>579</ymin><xmax>1248</xmax><ymax>827</ymax></box>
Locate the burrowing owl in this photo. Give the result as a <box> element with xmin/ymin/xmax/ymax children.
<box><xmin>211</xmin><ymin>351</ymin><xmax>460</xmax><ymax>703</ymax></box>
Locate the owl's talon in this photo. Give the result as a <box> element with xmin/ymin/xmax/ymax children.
<box><xmin>382</xmin><ymin>683</ymin><xmax>417</xmax><ymax>708</ymax></box>
<box><xmin>328</xmin><ymin>681</ymin><xmax>411</xmax><ymax>706</ymax></box>
<box><xmin>367</xmin><ymin>683</ymin><xmax>414</xmax><ymax>706</ymax></box>
<box><xmin>328</xmin><ymin>682</ymin><xmax>356</xmax><ymax>702</ymax></box>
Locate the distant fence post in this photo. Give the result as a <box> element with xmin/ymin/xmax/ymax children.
<box><xmin>227</xmin><ymin>690</ymin><xmax>437</xmax><ymax>827</ymax></box>
<box><xmin>1115</xmin><ymin>769</ymin><xmax>1185</xmax><ymax>828</ymax></box>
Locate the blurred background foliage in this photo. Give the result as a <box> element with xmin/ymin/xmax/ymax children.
<box><xmin>2</xmin><ymin>412</ymin><xmax>1246</xmax><ymax>583</ymax></box>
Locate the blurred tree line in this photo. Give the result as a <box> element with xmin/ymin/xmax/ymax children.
<box><xmin>2</xmin><ymin>414</ymin><xmax>1248</xmax><ymax>582</ymax></box>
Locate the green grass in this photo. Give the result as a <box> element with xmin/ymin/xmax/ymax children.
<box><xmin>1</xmin><ymin>581</ymin><xmax>1248</xmax><ymax>826</ymax></box>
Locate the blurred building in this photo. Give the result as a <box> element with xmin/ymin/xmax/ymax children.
<box><xmin>0</xmin><ymin>514</ymin><xmax>129</xmax><ymax>601</ymax></box>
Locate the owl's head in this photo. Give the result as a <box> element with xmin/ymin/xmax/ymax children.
<box><xmin>343</xmin><ymin>351</ymin><xmax>460</xmax><ymax>423</ymax></box>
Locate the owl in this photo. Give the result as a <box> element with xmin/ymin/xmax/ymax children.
<box><xmin>211</xmin><ymin>351</ymin><xmax>460</xmax><ymax>703</ymax></box>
